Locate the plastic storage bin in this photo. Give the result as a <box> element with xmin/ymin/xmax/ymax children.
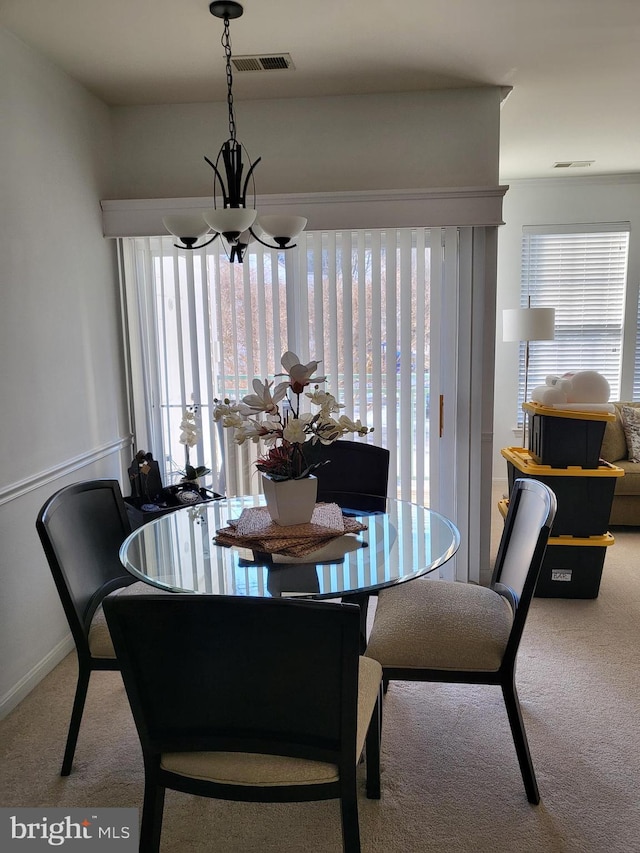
<box><xmin>523</xmin><ymin>402</ymin><xmax>615</xmax><ymax>469</ymax></box>
<box><xmin>501</xmin><ymin>446</ymin><xmax>623</xmax><ymax>537</ymax></box>
<box><xmin>535</xmin><ymin>533</ymin><xmax>614</xmax><ymax>598</ymax></box>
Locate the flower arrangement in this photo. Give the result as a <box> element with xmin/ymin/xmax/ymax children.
<box><xmin>213</xmin><ymin>351</ymin><xmax>372</xmax><ymax>481</ymax></box>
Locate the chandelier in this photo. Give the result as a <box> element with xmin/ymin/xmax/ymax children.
<box><xmin>163</xmin><ymin>1</ymin><xmax>307</xmax><ymax>263</ymax></box>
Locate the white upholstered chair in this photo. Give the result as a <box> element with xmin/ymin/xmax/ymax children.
<box><xmin>365</xmin><ymin>477</ymin><xmax>556</xmax><ymax>803</ymax></box>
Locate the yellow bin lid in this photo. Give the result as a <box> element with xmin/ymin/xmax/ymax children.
<box><xmin>501</xmin><ymin>446</ymin><xmax>624</xmax><ymax>478</ymax></box>
<box><xmin>523</xmin><ymin>401</ymin><xmax>615</xmax><ymax>422</ymax></box>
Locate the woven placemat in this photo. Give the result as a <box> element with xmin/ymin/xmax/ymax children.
<box><xmin>215</xmin><ymin>503</ymin><xmax>367</xmax><ymax>557</ymax></box>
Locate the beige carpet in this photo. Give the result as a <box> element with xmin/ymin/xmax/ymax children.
<box><xmin>2</xmin><ymin>503</ymin><xmax>640</xmax><ymax>852</ymax></box>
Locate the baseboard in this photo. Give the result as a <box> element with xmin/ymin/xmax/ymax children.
<box><xmin>0</xmin><ymin>634</ymin><xmax>74</xmax><ymax>720</ymax></box>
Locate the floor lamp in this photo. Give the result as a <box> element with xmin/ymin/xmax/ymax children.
<box><xmin>503</xmin><ymin>306</ymin><xmax>556</xmax><ymax>450</ymax></box>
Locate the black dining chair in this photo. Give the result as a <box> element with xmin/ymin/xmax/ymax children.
<box><xmin>307</xmin><ymin>440</ymin><xmax>390</xmax><ymax>514</ymax></box>
<box><xmin>103</xmin><ymin>594</ymin><xmax>383</xmax><ymax>853</ymax></box>
<box><xmin>36</xmin><ymin>478</ymin><xmax>153</xmax><ymax>775</ymax></box>
<box><xmin>365</xmin><ymin>478</ymin><xmax>556</xmax><ymax>803</ymax></box>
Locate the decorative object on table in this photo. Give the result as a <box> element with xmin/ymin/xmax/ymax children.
<box><xmin>178</xmin><ymin>405</ymin><xmax>211</xmax><ymax>488</ymax></box>
<box><xmin>162</xmin><ymin>1</ymin><xmax>307</xmax><ymax>262</ymax></box>
<box><xmin>213</xmin><ymin>351</ymin><xmax>372</xmax><ymax>525</ymax></box>
<box><xmin>128</xmin><ymin>450</ymin><xmax>163</xmax><ymax>507</ymax></box>
<box><xmin>261</xmin><ymin>472</ymin><xmax>318</xmax><ymax>526</ymax></box>
<box><xmin>215</xmin><ymin>503</ymin><xmax>367</xmax><ymax>558</ymax></box>
<box><xmin>125</xmin><ymin>445</ymin><xmax>222</xmax><ymax>530</ymax></box>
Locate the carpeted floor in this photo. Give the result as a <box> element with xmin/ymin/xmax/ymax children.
<box><xmin>1</xmin><ymin>497</ymin><xmax>639</xmax><ymax>852</ymax></box>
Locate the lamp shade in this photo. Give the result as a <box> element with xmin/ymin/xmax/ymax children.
<box><xmin>162</xmin><ymin>214</ymin><xmax>210</xmax><ymax>241</ymax></box>
<box><xmin>503</xmin><ymin>307</ymin><xmax>556</xmax><ymax>342</ymax></box>
<box><xmin>256</xmin><ymin>215</ymin><xmax>307</xmax><ymax>242</ymax></box>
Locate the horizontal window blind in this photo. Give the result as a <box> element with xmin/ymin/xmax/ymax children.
<box><xmin>518</xmin><ymin>224</ymin><xmax>630</xmax><ymax>419</ymax></box>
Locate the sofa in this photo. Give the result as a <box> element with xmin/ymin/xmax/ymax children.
<box><xmin>599</xmin><ymin>401</ymin><xmax>640</xmax><ymax>526</ymax></box>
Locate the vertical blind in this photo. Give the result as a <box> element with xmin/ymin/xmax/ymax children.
<box><xmin>124</xmin><ymin>229</ymin><xmax>435</xmax><ymax>503</ymax></box>
<box><xmin>517</xmin><ymin>223</ymin><xmax>630</xmax><ymax>419</ymax></box>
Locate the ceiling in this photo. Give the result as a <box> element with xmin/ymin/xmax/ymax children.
<box><xmin>2</xmin><ymin>0</ymin><xmax>639</xmax><ymax>181</ymax></box>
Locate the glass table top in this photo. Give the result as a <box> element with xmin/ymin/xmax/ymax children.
<box><xmin>119</xmin><ymin>496</ymin><xmax>460</xmax><ymax>599</ymax></box>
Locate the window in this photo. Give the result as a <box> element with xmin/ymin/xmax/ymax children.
<box><xmin>517</xmin><ymin>223</ymin><xmax>630</xmax><ymax>420</ymax></box>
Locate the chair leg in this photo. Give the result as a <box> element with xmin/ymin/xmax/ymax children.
<box><xmin>140</xmin><ymin>773</ymin><xmax>165</xmax><ymax>853</ymax></box>
<box><xmin>339</xmin><ymin>782</ymin><xmax>361</xmax><ymax>853</ymax></box>
<box><xmin>365</xmin><ymin>688</ymin><xmax>382</xmax><ymax>799</ymax></box>
<box><xmin>61</xmin><ymin>665</ymin><xmax>91</xmax><ymax>776</ymax></box>
<box><xmin>501</xmin><ymin>678</ymin><xmax>540</xmax><ymax>805</ymax></box>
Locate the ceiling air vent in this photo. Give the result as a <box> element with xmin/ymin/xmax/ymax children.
<box><xmin>231</xmin><ymin>54</ymin><xmax>295</xmax><ymax>72</ymax></box>
<box><xmin>553</xmin><ymin>160</ymin><xmax>594</xmax><ymax>168</ymax></box>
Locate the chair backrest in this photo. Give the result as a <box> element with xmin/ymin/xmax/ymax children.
<box><xmin>36</xmin><ymin>480</ymin><xmax>133</xmax><ymax>649</ymax></box>
<box><xmin>491</xmin><ymin>478</ymin><xmax>557</xmax><ymax>662</ymax></box>
<box><xmin>103</xmin><ymin>594</ymin><xmax>361</xmax><ymax>766</ymax></box>
<box><xmin>307</xmin><ymin>440</ymin><xmax>390</xmax><ymax>511</ymax></box>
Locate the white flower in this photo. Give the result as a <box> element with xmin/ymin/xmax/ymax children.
<box><xmin>214</xmin><ymin>351</ymin><xmax>372</xmax><ymax>480</ymax></box>
<box><xmin>242</xmin><ymin>378</ymin><xmax>287</xmax><ymax>414</ymax></box>
<box><xmin>222</xmin><ymin>411</ymin><xmax>245</xmax><ymax>429</ymax></box>
<box><xmin>279</xmin><ymin>351</ymin><xmax>326</xmax><ymax>394</ymax></box>
<box><xmin>179</xmin><ymin>409</ymin><xmax>199</xmax><ymax>447</ymax></box>
<box><xmin>212</xmin><ymin>399</ymin><xmax>239</xmax><ymax>421</ymax></box>
<box><xmin>283</xmin><ymin>414</ymin><xmax>312</xmax><ymax>444</ymax></box>
<box><xmin>306</xmin><ymin>389</ymin><xmax>343</xmax><ymax>415</ymax></box>
<box><xmin>337</xmin><ymin>414</ymin><xmax>370</xmax><ymax>436</ymax></box>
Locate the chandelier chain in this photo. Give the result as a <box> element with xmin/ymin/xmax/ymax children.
<box><xmin>222</xmin><ymin>16</ymin><xmax>236</xmax><ymax>142</ymax></box>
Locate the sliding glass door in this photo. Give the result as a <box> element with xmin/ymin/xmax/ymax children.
<box><xmin>124</xmin><ymin>228</ymin><xmax>435</xmax><ymax>503</ymax></box>
<box><xmin>121</xmin><ymin>224</ymin><xmax>497</xmax><ymax>583</ymax></box>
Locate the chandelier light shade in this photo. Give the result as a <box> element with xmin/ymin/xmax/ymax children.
<box><xmin>256</xmin><ymin>215</ymin><xmax>308</xmax><ymax>246</ymax></box>
<box><xmin>162</xmin><ymin>215</ymin><xmax>214</xmax><ymax>248</ymax></box>
<box><xmin>165</xmin><ymin>1</ymin><xmax>307</xmax><ymax>262</ymax></box>
<box><xmin>203</xmin><ymin>207</ymin><xmax>257</xmax><ymax>237</ymax></box>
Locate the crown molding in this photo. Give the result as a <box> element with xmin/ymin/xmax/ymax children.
<box><xmin>101</xmin><ymin>186</ymin><xmax>509</xmax><ymax>237</ymax></box>
<box><xmin>500</xmin><ymin>172</ymin><xmax>640</xmax><ymax>188</ymax></box>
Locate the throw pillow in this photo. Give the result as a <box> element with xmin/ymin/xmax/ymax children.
<box><xmin>600</xmin><ymin>409</ymin><xmax>627</xmax><ymax>463</ymax></box>
<box><xmin>620</xmin><ymin>405</ymin><xmax>640</xmax><ymax>463</ymax></box>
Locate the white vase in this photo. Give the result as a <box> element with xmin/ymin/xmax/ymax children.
<box><xmin>261</xmin><ymin>474</ymin><xmax>318</xmax><ymax>526</ymax></box>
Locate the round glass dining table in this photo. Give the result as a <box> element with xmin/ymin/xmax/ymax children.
<box><xmin>119</xmin><ymin>495</ymin><xmax>460</xmax><ymax>600</ymax></box>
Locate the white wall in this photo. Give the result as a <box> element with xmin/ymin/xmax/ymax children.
<box><xmin>0</xmin><ymin>29</ymin><xmax>129</xmax><ymax>715</ymax></box>
<box><xmin>493</xmin><ymin>174</ymin><xmax>640</xmax><ymax>481</ymax></box>
<box><xmin>109</xmin><ymin>88</ymin><xmax>501</xmax><ymax>199</ymax></box>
